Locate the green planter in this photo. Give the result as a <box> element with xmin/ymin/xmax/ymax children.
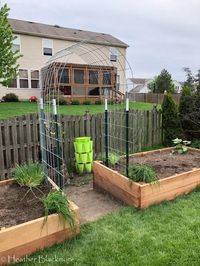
<box><xmin>76</xmin><ymin>163</ymin><xmax>84</xmax><ymax>174</ymax></box>
<box><xmin>87</xmin><ymin>151</ymin><xmax>93</xmax><ymax>163</ymax></box>
<box><xmin>74</xmin><ymin>142</ymin><xmax>83</xmax><ymax>153</ymax></box>
<box><xmin>85</xmin><ymin>162</ymin><xmax>92</xmax><ymax>173</ymax></box>
<box><xmin>80</xmin><ymin>153</ymin><xmax>88</xmax><ymax>164</ymax></box>
<box><xmin>75</xmin><ymin>153</ymin><xmax>80</xmax><ymax>163</ymax></box>
<box><xmin>83</xmin><ymin>141</ymin><xmax>92</xmax><ymax>153</ymax></box>
<box><xmin>75</xmin><ymin>137</ymin><xmax>91</xmax><ymax>142</ymax></box>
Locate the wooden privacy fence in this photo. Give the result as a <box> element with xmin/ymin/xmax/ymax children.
<box><xmin>0</xmin><ymin>109</ymin><xmax>162</xmax><ymax>180</ymax></box>
<box><xmin>130</xmin><ymin>93</ymin><xmax>181</xmax><ymax>105</ymax></box>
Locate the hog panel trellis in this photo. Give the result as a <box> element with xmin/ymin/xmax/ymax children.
<box><xmin>0</xmin><ymin>110</ymin><xmax>162</xmax><ymax>180</ymax></box>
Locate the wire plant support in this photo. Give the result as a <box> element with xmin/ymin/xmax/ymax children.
<box><xmin>38</xmin><ymin>35</ymin><xmax>133</xmax><ymax>188</ymax></box>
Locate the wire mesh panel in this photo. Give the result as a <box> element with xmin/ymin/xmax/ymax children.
<box><xmin>39</xmin><ymin>36</ymin><xmax>133</xmax><ymax>187</ymax></box>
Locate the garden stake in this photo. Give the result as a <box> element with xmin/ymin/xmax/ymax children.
<box><xmin>105</xmin><ymin>98</ymin><xmax>109</xmax><ymax>166</ymax></box>
<box><xmin>125</xmin><ymin>96</ymin><xmax>129</xmax><ymax>177</ymax></box>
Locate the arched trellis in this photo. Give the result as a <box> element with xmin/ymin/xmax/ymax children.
<box><xmin>39</xmin><ymin>35</ymin><xmax>133</xmax><ymax>188</ymax></box>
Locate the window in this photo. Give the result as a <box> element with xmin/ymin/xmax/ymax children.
<box><xmin>89</xmin><ymin>70</ymin><xmax>98</xmax><ymax>84</ymax></box>
<box><xmin>110</xmin><ymin>47</ymin><xmax>118</xmax><ymax>62</ymax></box>
<box><xmin>19</xmin><ymin>69</ymin><xmax>28</xmax><ymax>88</ymax></box>
<box><xmin>58</xmin><ymin>69</ymin><xmax>69</xmax><ymax>84</ymax></box>
<box><xmin>88</xmin><ymin>87</ymin><xmax>100</xmax><ymax>96</ymax></box>
<box><xmin>12</xmin><ymin>35</ymin><xmax>20</xmax><ymax>53</ymax></box>
<box><xmin>74</xmin><ymin>69</ymin><xmax>84</xmax><ymax>84</ymax></box>
<box><xmin>59</xmin><ymin>86</ymin><xmax>71</xmax><ymax>95</ymax></box>
<box><xmin>102</xmin><ymin>87</ymin><xmax>111</xmax><ymax>96</ymax></box>
<box><xmin>42</xmin><ymin>39</ymin><xmax>53</xmax><ymax>56</ymax></box>
<box><xmin>103</xmin><ymin>71</ymin><xmax>111</xmax><ymax>85</ymax></box>
<box><xmin>8</xmin><ymin>78</ymin><xmax>17</xmax><ymax>88</ymax></box>
<box><xmin>31</xmin><ymin>70</ymin><xmax>39</xmax><ymax>88</ymax></box>
<box><xmin>73</xmin><ymin>87</ymin><xmax>85</xmax><ymax>95</ymax></box>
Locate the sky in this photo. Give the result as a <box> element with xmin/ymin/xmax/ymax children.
<box><xmin>2</xmin><ymin>0</ymin><xmax>200</xmax><ymax>81</ymax></box>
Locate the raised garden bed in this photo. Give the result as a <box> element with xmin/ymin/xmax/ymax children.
<box><xmin>0</xmin><ymin>178</ymin><xmax>80</xmax><ymax>265</ymax></box>
<box><xmin>93</xmin><ymin>147</ymin><xmax>200</xmax><ymax>208</ymax></box>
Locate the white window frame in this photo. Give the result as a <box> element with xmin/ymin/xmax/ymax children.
<box><xmin>42</xmin><ymin>38</ymin><xmax>53</xmax><ymax>56</ymax></box>
<box><xmin>12</xmin><ymin>35</ymin><xmax>21</xmax><ymax>53</ymax></box>
<box><xmin>19</xmin><ymin>69</ymin><xmax>29</xmax><ymax>89</ymax></box>
<box><xmin>110</xmin><ymin>47</ymin><xmax>118</xmax><ymax>62</ymax></box>
<box><xmin>30</xmin><ymin>70</ymin><xmax>40</xmax><ymax>89</ymax></box>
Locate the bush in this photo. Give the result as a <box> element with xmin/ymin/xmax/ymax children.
<box><xmin>83</xmin><ymin>100</ymin><xmax>91</xmax><ymax>105</ymax></box>
<box><xmin>59</xmin><ymin>97</ymin><xmax>67</xmax><ymax>105</ymax></box>
<box><xmin>162</xmin><ymin>93</ymin><xmax>182</xmax><ymax>146</ymax></box>
<box><xmin>71</xmin><ymin>100</ymin><xmax>80</xmax><ymax>105</ymax></box>
<box><xmin>95</xmin><ymin>100</ymin><xmax>102</xmax><ymax>105</ymax></box>
<box><xmin>128</xmin><ymin>164</ymin><xmax>157</xmax><ymax>183</ymax></box>
<box><xmin>2</xmin><ymin>93</ymin><xmax>19</xmax><ymax>102</ymax></box>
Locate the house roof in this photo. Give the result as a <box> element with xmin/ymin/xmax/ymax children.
<box><xmin>129</xmin><ymin>78</ymin><xmax>152</xmax><ymax>85</ymax></box>
<box><xmin>9</xmin><ymin>18</ymin><xmax>128</xmax><ymax>48</ymax></box>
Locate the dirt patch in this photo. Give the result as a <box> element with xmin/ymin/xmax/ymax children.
<box><xmin>115</xmin><ymin>150</ymin><xmax>200</xmax><ymax>179</ymax></box>
<box><xmin>0</xmin><ymin>183</ymin><xmax>50</xmax><ymax>228</ymax></box>
<box><xmin>66</xmin><ymin>181</ymin><xmax>122</xmax><ymax>224</ymax></box>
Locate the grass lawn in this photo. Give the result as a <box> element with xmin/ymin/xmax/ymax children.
<box><xmin>16</xmin><ymin>188</ymin><xmax>200</xmax><ymax>266</ymax></box>
<box><xmin>0</xmin><ymin>101</ymin><xmax>158</xmax><ymax>119</ymax></box>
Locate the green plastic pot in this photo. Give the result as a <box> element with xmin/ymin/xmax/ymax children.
<box><xmin>80</xmin><ymin>153</ymin><xmax>88</xmax><ymax>163</ymax></box>
<box><xmin>83</xmin><ymin>141</ymin><xmax>91</xmax><ymax>153</ymax></box>
<box><xmin>75</xmin><ymin>137</ymin><xmax>91</xmax><ymax>142</ymax></box>
<box><xmin>87</xmin><ymin>151</ymin><xmax>93</xmax><ymax>162</ymax></box>
<box><xmin>75</xmin><ymin>153</ymin><xmax>80</xmax><ymax>163</ymax></box>
<box><xmin>74</xmin><ymin>142</ymin><xmax>83</xmax><ymax>153</ymax></box>
<box><xmin>77</xmin><ymin>163</ymin><xmax>84</xmax><ymax>174</ymax></box>
<box><xmin>85</xmin><ymin>162</ymin><xmax>92</xmax><ymax>173</ymax></box>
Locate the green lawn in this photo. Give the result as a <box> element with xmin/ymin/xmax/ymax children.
<box><xmin>0</xmin><ymin>101</ymin><xmax>158</xmax><ymax>119</ymax></box>
<box><xmin>17</xmin><ymin>188</ymin><xmax>200</xmax><ymax>266</ymax></box>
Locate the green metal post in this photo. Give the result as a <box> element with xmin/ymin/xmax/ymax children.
<box><xmin>105</xmin><ymin>98</ymin><xmax>109</xmax><ymax>166</ymax></box>
<box><xmin>125</xmin><ymin>96</ymin><xmax>129</xmax><ymax>177</ymax></box>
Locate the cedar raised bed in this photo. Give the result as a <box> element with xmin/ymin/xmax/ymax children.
<box><xmin>93</xmin><ymin>147</ymin><xmax>200</xmax><ymax>208</ymax></box>
<box><xmin>0</xmin><ymin>178</ymin><xmax>80</xmax><ymax>265</ymax></box>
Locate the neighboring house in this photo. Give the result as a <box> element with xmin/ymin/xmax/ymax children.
<box><xmin>128</xmin><ymin>78</ymin><xmax>182</xmax><ymax>94</ymax></box>
<box><xmin>0</xmin><ymin>18</ymin><xmax>128</xmax><ymax>101</ymax></box>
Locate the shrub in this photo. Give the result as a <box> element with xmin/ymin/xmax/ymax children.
<box><xmin>162</xmin><ymin>93</ymin><xmax>182</xmax><ymax>146</ymax></box>
<box><xmin>59</xmin><ymin>97</ymin><xmax>67</xmax><ymax>105</ymax></box>
<box><xmin>95</xmin><ymin>100</ymin><xmax>102</xmax><ymax>105</ymax></box>
<box><xmin>14</xmin><ymin>162</ymin><xmax>44</xmax><ymax>188</ymax></box>
<box><xmin>83</xmin><ymin>100</ymin><xmax>91</xmax><ymax>105</ymax></box>
<box><xmin>71</xmin><ymin>100</ymin><xmax>80</xmax><ymax>105</ymax></box>
<box><xmin>29</xmin><ymin>96</ymin><xmax>37</xmax><ymax>102</ymax></box>
<box><xmin>2</xmin><ymin>93</ymin><xmax>19</xmax><ymax>102</ymax></box>
<box><xmin>97</xmin><ymin>152</ymin><xmax>120</xmax><ymax>166</ymax></box>
<box><xmin>128</xmin><ymin>164</ymin><xmax>157</xmax><ymax>183</ymax></box>
<box><xmin>42</xmin><ymin>191</ymin><xmax>74</xmax><ymax>228</ymax></box>
<box><xmin>191</xmin><ymin>139</ymin><xmax>200</xmax><ymax>149</ymax></box>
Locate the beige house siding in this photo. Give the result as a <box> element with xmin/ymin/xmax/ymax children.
<box><xmin>0</xmin><ymin>24</ymin><xmax>127</xmax><ymax>100</ymax></box>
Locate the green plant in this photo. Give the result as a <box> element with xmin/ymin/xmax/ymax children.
<box><xmin>128</xmin><ymin>164</ymin><xmax>157</xmax><ymax>183</ymax></box>
<box><xmin>2</xmin><ymin>93</ymin><xmax>19</xmax><ymax>102</ymax></box>
<box><xmin>71</xmin><ymin>100</ymin><xmax>80</xmax><ymax>105</ymax></box>
<box><xmin>59</xmin><ymin>97</ymin><xmax>67</xmax><ymax>105</ymax></box>
<box><xmin>97</xmin><ymin>152</ymin><xmax>120</xmax><ymax>166</ymax></box>
<box><xmin>162</xmin><ymin>93</ymin><xmax>182</xmax><ymax>146</ymax></box>
<box><xmin>83</xmin><ymin>100</ymin><xmax>91</xmax><ymax>105</ymax></box>
<box><xmin>42</xmin><ymin>190</ymin><xmax>74</xmax><ymax>228</ymax></box>
<box><xmin>95</xmin><ymin>100</ymin><xmax>102</xmax><ymax>105</ymax></box>
<box><xmin>172</xmin><ymin>138</ymin><xmax>191</xmax><ymax>154</ymax></box>
<box><xmin>14</xmin><ymin>162</ymin><xmax>44</xmax><ymax>187</ymax></box>
<box><xmin>191</xmin><ymin>139</ymin><xmax>200</xmax><ymax>149</ymax></box>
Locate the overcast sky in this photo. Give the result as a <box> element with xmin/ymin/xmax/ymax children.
<box><xmin>2</xmin><ymin>0</ymin><xmax>200</xmax><ymax>81</ymax></box>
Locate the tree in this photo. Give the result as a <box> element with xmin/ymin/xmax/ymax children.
<box><xmin>162</xmin><ymin>93</ymin><xmax>182</xmax><ymax>145</ymax></box>
<box><xmin>182</xmin><ymin>67</ymin><xmax>195</xmax><ymax>93</ymax></box>
<box><xmin>148</xmin><ymin>69</ymin><xmax>175</xmax><ymax>93</ymax></box>
<box><xmin>0</xmin><ymin>4</ymin><xmax>21</xmax><ymax>86</ymax></box>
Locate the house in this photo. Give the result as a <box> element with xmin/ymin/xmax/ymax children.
<box><xmin>0</xmin><ymin>18</ymin><xmax>128</xmax><ymax>101</ymax></box>
<box><xmin>128</xmin><ymin>78</ymin><xmax>182</xmax><ymax>94</ymax></box>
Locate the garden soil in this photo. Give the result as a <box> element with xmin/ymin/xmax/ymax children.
<box><xmin>0</xmin><ymin>183</ymin><xmax>49</xmax><ymax>228</ymax></box>
<box><xmin>117</xmin><ymin>150</ymin><xmax>200</xmax><ymax>180</ymax></box>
